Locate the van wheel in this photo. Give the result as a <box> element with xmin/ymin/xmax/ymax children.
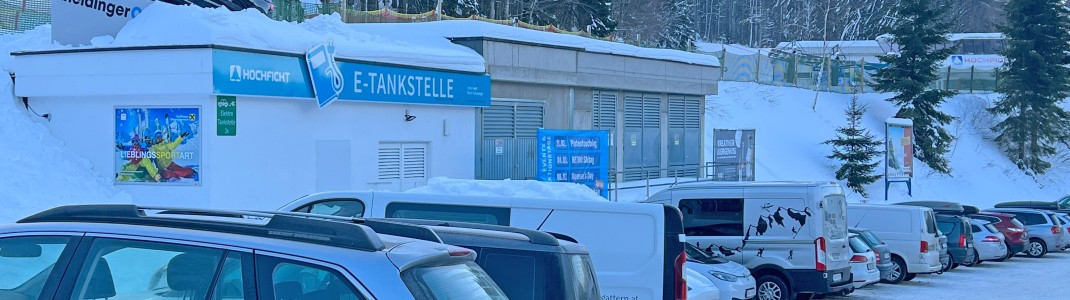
<box><xmin>903</xmin><ymin>273</ymin><xmax>917</xmax><ymax>281</ymax></box>
<box><xmin>756</xmin><ymin>275</ymin><xmax>793</xmax><ymax>300</ymax></box>
<box><xmin>1027</xmin><ymin>239</ymin><xmax>1047</xmax><ymax>258</ymax></box>
<box><xmin>880</xmin><ymin>256</ymin><xmax>907</xmax><ymax>284</ymax></box>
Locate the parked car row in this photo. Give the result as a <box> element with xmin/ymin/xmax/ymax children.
<box><xmin>2</xmin><ymin>184</ymin><xmax>1064</xmax><ymax>300</ymax></box>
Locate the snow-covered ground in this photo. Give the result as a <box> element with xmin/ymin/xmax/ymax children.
<box><xmin>407</xmin><ymin>177</ymin><xmax>608</xmax><ymax>202</ymax></box>
<box><xmin>611</xmin><ymin>81</ymin><xmax>1070</xmax><ymax>207</ymax></box>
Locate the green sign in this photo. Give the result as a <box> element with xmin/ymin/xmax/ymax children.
<box><xmin>217</xmin><ymin>96</ymin><xmax>237</xmax><ymax>136</ymax></box>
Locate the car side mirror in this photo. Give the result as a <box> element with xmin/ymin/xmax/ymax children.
<box><xmin>0</xmin><ymin>244</ymin><xmax>42</xmax><ymax>258</ymax></box>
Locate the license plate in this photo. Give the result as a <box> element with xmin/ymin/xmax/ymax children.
<box><xmin>833</xmin><ymin>274</ymin><xmax>842</xmax><ymax>282</ymax></box>
<box><xmin>746</xmin><ymin>288</ymin><xmax>756</xmax><ymax>298</ymax></box>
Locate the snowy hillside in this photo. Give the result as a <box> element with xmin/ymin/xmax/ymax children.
<box><xmin>0</xmin><ymin>27</ymin><xmax>131</xmax><ymax>223</ymax></box>
<box><xmin>705</xmin><ymin>81</ymin><xmax>1070</xmax><ymax>207</ymax></box>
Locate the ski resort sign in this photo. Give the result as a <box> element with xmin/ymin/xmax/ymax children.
<box><xmin>885</xmin><ymin>118</ymin><xmax>913</xmax><ymax>201</ymax></box>
<box><xmin>52</xmin><ymin>0</ymin><xmax>154</xmax><ymax>45</ymax></box>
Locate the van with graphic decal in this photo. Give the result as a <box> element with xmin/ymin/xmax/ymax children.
<box><xmin>644</xmin><ymin>181</ymin><xmax>854</xmax><ymax>300</ymax></box>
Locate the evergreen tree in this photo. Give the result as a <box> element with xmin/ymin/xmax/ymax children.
<box><xmin>519</xmin><ymin>0</ymin><xmax>617</xmax><ymax>38</ymax></box>
<box><xmin>990</xmin><ymin>0</ymin><xmax>1070</xmax><ymax>176</ymax></box>
<box><xmin>658</xmin><ymin>0</ymin><xmax>696</xmax><ymax>50</ymax></box>
<box><xmin>872</xmin><ymin>0</ymin><xmax>957</xmax><ymax>174</ymax></box>
<box><xmin>441</xmin><ymin>0</ymin><xmax>479</xmax><ymax>18</ymax></box>
<box><xmin>824</xmin><ymin>97</ymin><xmax>884</xmax><ymax>197</ymax></box>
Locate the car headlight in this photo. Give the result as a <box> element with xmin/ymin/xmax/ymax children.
<box><xmin>709</xmin><ymin>270</ymin><xmax>739</xmax><ymax>282</ymax></box>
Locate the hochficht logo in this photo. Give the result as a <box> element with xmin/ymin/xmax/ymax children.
<box><xmin>229</xmin><ymin>65</ymin><xmax>291</xmax><ymax>83</ymax></box>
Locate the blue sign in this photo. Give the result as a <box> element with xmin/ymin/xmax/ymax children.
<box><xmin>537</xmin><ymin>129</ymin><xmax>611</xmax><ymax>199</ymax></box>
<box><xmin>213</xmin><ymin>50</ymin><xmax>314</xmax><ymax>98</ymax></box>
<box><xmin>306</xmin><ymin>42</ymin><xmax>345</xmax><ymax>108</ymax></box>
<box><xmin>212</xmin><ymin>49</ymin><xmax>491</xmax><ymax>107</ymax></box>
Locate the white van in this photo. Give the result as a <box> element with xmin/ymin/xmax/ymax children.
<box><xmin>278</xmin><ymin>191</ymin><xmax>688</xmax><ymax>300</ymax></box>
<box><xmin>643</xmin><ymin>181</ymin><xmax>854</xmax><ymax>300</ymax></box>
<box><xmin>846</xmin><ymin>204</ymin><xmax>945</xmax><ymax>283</ymax></box>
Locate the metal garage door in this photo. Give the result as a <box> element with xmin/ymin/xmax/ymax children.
<box><xmin>593</xmin><ymin>90</ymin><xmax>618</xmax><ymax>182</ymax></box>
<box><xmin>669</xmin><ymin>95</ymin><xmax>702</xmax><ymax>178</ymax></box>
<box><xmin>622</xmin><ymin>93</ymin><xmax>662</xmax><ymax>181</ymax></box>
<box><xmin>378</xmin><ymin>142</ymin><xmax>428</xmax><ymax>191</ymax></box>
<box><xmin>479</xmin><ymin>100</ymin><xmax>545</xmax><ymax>180</ymax></box>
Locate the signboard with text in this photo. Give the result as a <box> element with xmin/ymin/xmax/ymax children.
<box><xmin>537</xmin><ymin>129</ymin><xmax>610</xmax><ymax>199</ymax></box>
<box><xmin>115</xmin><ymin>106</ymin><xmax>201</xmax><ymax>185</ymax></box>
<box><xmin>52</xmin><ymin>0</ymin><xmax>154</xmax><ymax>46</ymax></box>
<box><xmin>885</xmin><ymin>118</ymin><xmax>914</xmax><ymax>200</ymax></box>
<box><xmin>712</xmin><ymin>129</ymin><xmax>756</xmax><ymax>181</ymax></box>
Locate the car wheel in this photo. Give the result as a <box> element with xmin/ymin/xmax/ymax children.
<box><xmin>880</xmin><ymin>256</ymin><xmax>907</xmax><ymax>284</ymax></box>
<box><xmin>1027</xmin><ymin>239</ymin><xmax>1047</xmax><ymax>258</ymax></box>
<box><xmin>939</xmin><ymin>253</ymin><xmax>953</xmax><ymax>273</ymax></box>
<box><xmin>961</xmin><ymin>249</ymin><xmax>979</xmax><ymax>267</ymax></box>
<box><xmin>757</xmin><ymin>275</ymin><xmax>793</xmax><ymax>300</ymax></box>
<box><xmin>904</xmin><ymin>273</ymin><xmax>917</xmax><ymax>281</ymax></box>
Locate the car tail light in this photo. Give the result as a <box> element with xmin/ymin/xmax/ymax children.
<box><xmin>850</xmin><ymin>255</ymin><xmax>868</xmax><ymax>263</ymax></box>
<box><xmin>1052</xmin><ymin>226</ymin><xmax>1060</xmax><ymax>235</ymax></box>
<box><xmin>1066</xmin><ymin>227</ymin><xmax>1069</xmax><ymax>234</ymax></box>
<box><xmin>815</xmin><ymin>237</ymin><xmax>827</xmax><ymax>272</ymax></box>
<box><xmin>675</xmin><ymin>250</ymin><xmax>686</xmax><ymax>300</ymax></box>
<box><xmin>959</xmin><ymin>235</ymin><xmax>967</xmax><ymax>248</ymax></box>
<box><xmin>983</xmin><ymin>236</ymin><xmax>1000</xmax><ymax>242</ymax></box>
<box><xmin>920</xmin><ymin>241</ymin><xmax>929</xmax><ymax>253</ymax></box>
<box><xmin>448</xmin><ymin>249</ymin><xmax>474</xmax><ymax>257</ymax></box>
<box><xmin>872</xmin><ymin>249</ymin><xmax>882</xmax><ymax>264</ymax></box>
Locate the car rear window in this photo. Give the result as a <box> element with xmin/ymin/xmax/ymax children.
<box><xmin>937</xmin><ymin>221</ymin><xmax>956</xmax><ymax>234</ymax></box>
<box><xmin>402</xmin><ymin>260</ymin><xmax>509</xmax><ymax>300</ymax></box>
<box><xmin>849</xmin><ymin>236</ymin><xmax>871</xmax><ymax>253</ymax></box>
<box><xmin>859</xmin><ymin>230</ymin><xmax>884</xmax><ymax>246</ymax></box>
<box><xmin>823</xmin><ymin>195</ymin><xmax>848</xmax><ymax>240</ymax></box>
<box><xmin>1048</xmin><ymin>214</ymin><xmax>1062</xmax><ymax>226</ymax></box>
<box><xmin>561</xmin><ymin>254</ymin><xmax>600</xmax><ymax>300</ymax></box>
<box><xmin>971</xmin><ymin>224</ymin><xmax>983</xmax><ymax>233</ymax></box>
<box><xmin>1011</xmin><ymin>218</ymin><xmax>1026</xmax><ymax>228</ymax></box>
<box><xmin>984</xmin><ymin>224</ymin><xmax>1000</xmax><ymax>234</ymax></box>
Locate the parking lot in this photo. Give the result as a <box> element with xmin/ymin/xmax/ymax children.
<box><xmin>847</xmin><ymin>252</ymin><xmax>1070</xmax><ymax>299</ymax></box>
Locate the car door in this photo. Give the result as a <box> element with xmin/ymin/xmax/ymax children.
<box><xmin>0</xmin><ymin>233</ymin><xmax>83</xmax><ymax>300</ymax></box>
<box><xmin>52</xmin><ymin>234</ymin><xmax>256</xmax><ymax>300</ymax></box>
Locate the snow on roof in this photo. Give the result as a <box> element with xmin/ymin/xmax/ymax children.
<box><xmin>948</xmin><ymin>33</ymin><xmax>1006</xmax><ymax>41</ymax></box>
<box><xmin>775</xmin><ymin>40</ymin><xmax>885</xmax><ymax>55</ymax></box>
<box><xmin>694</xmin><ymin>42</ymin><xmax>761</xmax><ymax>56</ymax></box>
<box><xmin>351</xmin><ymin>20</ymin><xmax>720</xmax><ymax>67</ymax></box>
<box><xmin>405</xmin><ymin>177</ymin><xmax>608</xmax><ymax>201</ymax></box>
<box><xmin>15</xmin><ymin>4</ymin><xmax>487</xmax><ymax>73</ymax></box>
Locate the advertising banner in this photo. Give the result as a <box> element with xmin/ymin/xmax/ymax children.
<box><xmin>115</xmin><ymin>106</ymin><xmax>201</xmax><ymax>185</ymax></box>
<box><xmin>51</xmin><ymin>0</ymin><xmax>154</xmax><ymax>46</ymax></box>
<box><xmin>712</xmin><ymin>129</ymin><xmax>756</xmax><ymax>181</ymax></box>
<box><xmin>537</xmin><ymin>129</ymin><xmax>610</xmax><ymax>199</ymax></box>
<box><xmin>213</xmin><ymin>49</ymin><xmax>491</xmax><ymax>107</ymax></box>
<box><xmin>885</xmin><ymin>118</ymin><xmax>914</xmax><ymax>180</ymax></box>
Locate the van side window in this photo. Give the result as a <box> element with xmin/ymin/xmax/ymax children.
<box><xmin>294</xmin><ymin>199</ymin><xmax>366</xmax><ymax>218</ymax></box>
<box><xmin>679</xmin><ymin>199</ymin><xmax>743</xmax><ymax>236</ymax></box>
<box><xmin>385</xmin><ymin>202</ymin><xmax>511</xmax><ymax>225</ymax></box>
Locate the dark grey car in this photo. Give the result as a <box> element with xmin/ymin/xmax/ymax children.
<box><xmin>849</xmin><ymin>228</ymin><xmax>894</xmax><ymax>281</ymax></box>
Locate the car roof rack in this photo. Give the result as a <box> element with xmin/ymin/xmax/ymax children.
<box><xmin>545</xmin><ymin>232</ymin><xmax>579</xmax><ymax>243</ymax></box>
<box><xmin>261</xmin><ymin>211</ymin><xmax>443</xmax><ymax>244</ymax></box>
<box><xmin>18</xmin><ymin>205</ymin><xmax>386</xmax><ymax>252</ymax></box>
<box><xmin>380</xmin><ymin>218</ymin><xmax>562</xmax><ymax>246</ymax></box>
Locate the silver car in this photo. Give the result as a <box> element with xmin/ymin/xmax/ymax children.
<box><xmin>686</xmin><ymin>243</ymin><xmax>758</xmax><ymax>300</ymax></box>
<box><xmin>965</xmin><ymin>219</ymin><xmax>1007</xmax><ymax>264</ymax></box>
<box><xmin>985</xmin><ymin>208</ymin><xmax>1067</xmax><ymax>257</ymax></box>
<box><xmin>0</xmin><ymin>205</ymin><xmax>508</xmax><ymax>300</ymax></box>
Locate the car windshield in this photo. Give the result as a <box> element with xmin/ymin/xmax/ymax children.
<box><xmin>848</xmin><ymin>236</ymin><xmax>871</xmax><ymax>253</ymax></box>
<box><xmin>401</xmin><ymin>260</ymin><xmax>509</xmax><ymax>300</ymax></box>
<box><xmin>685</xmin><ymin>243</ymin><xmax>729</xmax><ymax>264</ymax></box>
<box><xmin>561</xmin><ymin>254</ymin><xmax>600</xmax><ymax>300</ymax></box>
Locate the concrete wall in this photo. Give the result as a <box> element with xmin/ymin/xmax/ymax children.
<box><xmin>15</xmin><ymin>48</ymin><xmax>477</xmax><ymax>211</ymax></box>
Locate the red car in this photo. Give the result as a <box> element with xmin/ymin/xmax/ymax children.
<box><xmin>970</xmin><ymin>212</ymin><xmax>1029</xmax><ymax>260</ymax></box>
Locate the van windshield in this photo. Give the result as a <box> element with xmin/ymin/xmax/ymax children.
<box><xmin>823</xmin><ymin>195</ymin><xmax>848</xmax><ymax>240</ymax></box>
<box><xmin>401</xmin><ymin>260</ymin><xmax>509</xmax><ymax>300</ymax></box>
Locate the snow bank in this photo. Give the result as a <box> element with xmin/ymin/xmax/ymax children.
<box><xmin>0</xmin><ymin>27</ymin><xmax>132</xmax><ymax>223</ymax></box>
<box><xmin>353</xmin><ymin>21</ymin><xmax>720</xmax><ymax>67</ymax></box>
<box><xmin>705</xmin><ymin>81</ymin><xmax>1070</xmax><ymax>207</ymax></box>
<box><xmin>15</xmin><ymin>3</ymin><xmax>487</xmax><ymax>73</ymax></box>
<box><xmin>406</xmin><ymin>177</ymin><xmax>608</xmax><ymax>202</ymax></box>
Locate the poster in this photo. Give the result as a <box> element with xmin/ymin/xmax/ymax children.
<box><xmin>712</xmin><ymin>129</ymin><xmax>756</xmax><ymax>181</ymax></box>
<box><xmin>886</xmin><ymin>118</ymin><xmax>913</xmax><ymax>180</ymax></box>
<box><xmin>537</xmin><ymin>129</ymin><xmax>610</xmax><ymax>199</ymax></box>
<box><xmin>115</xmin><ymin>107</ymin><xmax>201</xmax><ymax>185</ymax></box>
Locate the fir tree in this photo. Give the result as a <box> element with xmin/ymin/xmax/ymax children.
<box><xmin>824</xmin><ymin>97</ymin><xmax>884</xmax><ymax>197</ymax></box>
<box><xmin>872</xmin><ymin>0</ymin><xmax>957</xmax><ymax>174</ymax></box>
<box><xmin>658</xmin><ymin>0</ymin><xmax>696</xmax><ymax>50</ymax></box>
<box><xmin>990</xmin><ymin>0</ymin><xmax>1070</xmax><ymax>176</ymax></box>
